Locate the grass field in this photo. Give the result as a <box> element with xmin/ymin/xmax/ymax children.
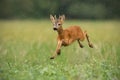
<box><xmin>0</xmin><ymin>20</ymin><xmax>120</xmax><ymax>80</ymax></box>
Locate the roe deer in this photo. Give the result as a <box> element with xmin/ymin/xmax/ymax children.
<box><xmin>50</xmin><ymin>15</ymin><xmax>93</xmax><ymax>59</ymax></box>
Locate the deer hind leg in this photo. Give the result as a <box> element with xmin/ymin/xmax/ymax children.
<box><xmin>77</xmin><ymin>40</ymin><xmax>84</xmax><ymax>48</ymax></box>
<box><xmin>84</xmin><ymin>31</ymin><xmax>93</xmax><ymax>48</ymax></box>
<box><xmin>50</xmin><ymin>40</ymin><xmax>62</xmax><ymax>59</ymax></box>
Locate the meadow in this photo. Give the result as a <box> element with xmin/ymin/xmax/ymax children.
<box><xmin>0</xmin><ymin>20</ymin><xmax>120</xmax><ymax>80</ymax></box>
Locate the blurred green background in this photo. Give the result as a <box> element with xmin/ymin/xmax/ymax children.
<box><xmin>0</xmin><ymin>0</ymin><xmax>120</xmax><ymax>19</ymax></box>
<box><xmin>0</xmin><ymin>0</ymin><xmax>120</xmax><ymax>80</ymax></box>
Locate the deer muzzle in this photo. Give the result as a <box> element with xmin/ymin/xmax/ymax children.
<box><xmin>53</xmin><ymin>27</ymin><xmax>57</xmax><ymax>30</ymax></box>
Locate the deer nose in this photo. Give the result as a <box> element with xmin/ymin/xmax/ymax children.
<box><xmin>53</xmin><ymin>27</ymin><xmax>57</xmax><ymax>30</ymax></box>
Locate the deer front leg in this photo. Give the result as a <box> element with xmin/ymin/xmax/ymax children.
<box><xmin>50</xmin><ymin>40</ymin><xmax>62</xmax><ymax>59</ymax></box>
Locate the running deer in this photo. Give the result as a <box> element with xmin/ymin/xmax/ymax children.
<box><xmin>50</xmin><ymin>15</ymin><xmax>93</xmax><ymax>59</ymax></box>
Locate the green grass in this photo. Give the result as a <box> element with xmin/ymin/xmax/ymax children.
<box><xmin>0</xmin><ymin>20</ymin><xmax>120</xmax><ymax>80</ymax></box>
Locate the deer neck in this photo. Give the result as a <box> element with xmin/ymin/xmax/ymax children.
<box><xmin>57</xmin><ymin>26</ymin><xmax>63</xmax><ymax>35</ymax></box>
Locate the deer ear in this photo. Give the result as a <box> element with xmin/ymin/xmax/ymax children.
<box><xmin>59</xmin><ymin>15</ymin><xmax>65</xmax><ymax>22</ymax></box>
<box><xmin>54</xmin><ymin>15</ymin><xmax>56</xmax><ymax>19</ymax></box>
<box><xmin>62</xmin><ymin>15</ymin><xmax>65</xmax><ymax>20</ymax></box>
<box><xmin>50</xmin><ymin>15</ymin><xmax>55</xmax><ymax>23</ymax></box>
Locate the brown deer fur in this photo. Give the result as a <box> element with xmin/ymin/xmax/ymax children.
<box><xmin>50</xmin><ymin>15</ymin><xmax>93</xmax><ymax>59</ymax></box>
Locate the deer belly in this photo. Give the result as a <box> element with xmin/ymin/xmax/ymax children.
<box><xmin>62</xmin><ymin>40</ymin><xmax>69</xmax><ymax>46</ymax></box>
<box><xmin>62</xmin><ymin>43</ymin><xmax>68</xmax><ymax>46</ymax></box>
<box><xmin>62</xmin><ymin>39</ymin><xmax>74</xmax><ymax>46</ymax></box>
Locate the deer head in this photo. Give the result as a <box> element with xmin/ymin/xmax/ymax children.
<box><xmin>50</xmin><ymin>15</ymin><xmax>65</xmax><ymax>31</ymax></box>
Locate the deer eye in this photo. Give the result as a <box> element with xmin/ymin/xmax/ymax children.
<box><xmin>58</xmin><ymin>24</ymin><xmax>61</xmax><ymax>26</ymax></box>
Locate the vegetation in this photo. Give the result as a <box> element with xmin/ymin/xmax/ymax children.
<box><xmin>0</xmin><ymin>0</ymin><xmax>120</xmax><ymax>19</ymax></box>
<box><xmin>0</xmin><ymin>20</ymin><xmax>120</xmax><ymax>80</ymax></box>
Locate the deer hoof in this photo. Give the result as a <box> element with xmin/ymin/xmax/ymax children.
<box><xmin>80</xmin><ymin>45</ymin><xmax>84</xmax><ymax>48</ymax></box>
<box><xmin>89</xmin><ymin>43</ymin><xmax>93</xmax><ymax>48</ymax></box>
<box><xmin>57</xmin><ymin>52</ymin><xmax>61</xmax><ymax>55</ymax></box>
<box><xmin>50</xmin><ymin>57</ymin><xmax>54</xmax><ymax>59</ymax></box>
